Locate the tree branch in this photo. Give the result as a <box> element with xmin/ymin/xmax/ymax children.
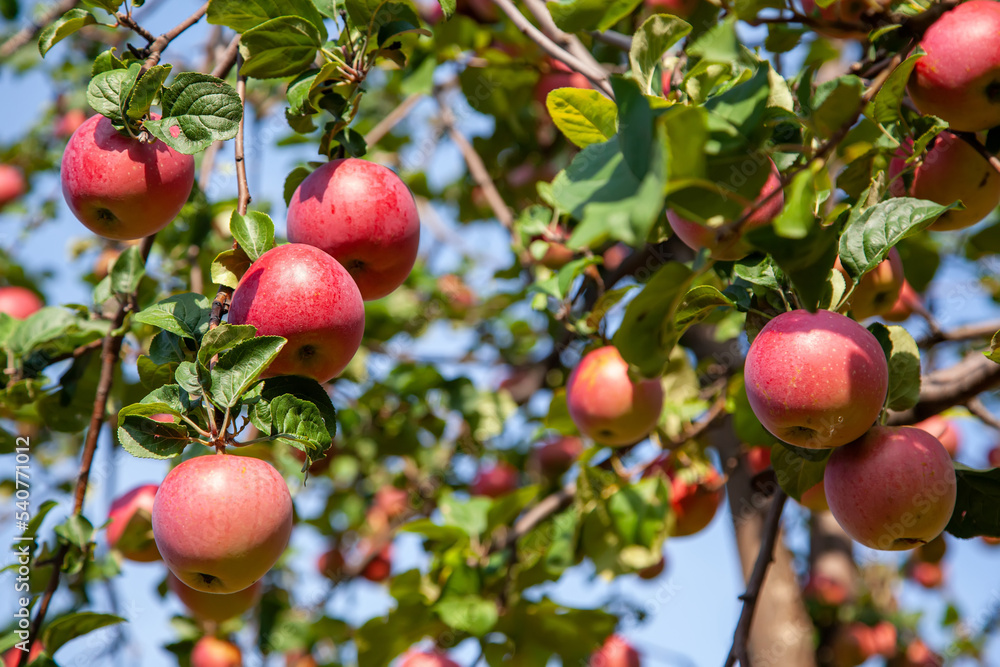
<box><xmin>918</xmin><ymin>319</ymin><xmax>1000</xmax><ymax>348</ymax></box>
<box><xmin>966</xmin><ymin>397</ymin><xmax>1000</xmax><ymax>432</ymax></box>
<box><xmin>889</xmin><ymin>352</ymin><xmax>1000</xmax><ymax>425</ymax></box>
<box><xmin>140</xmin><ymin>1</ymin><xmax>209</xmax><ymax>72</ymax></box>
<box><xmin>19</xmin><ymin>234</ymin><xmax>157</xmax><ymax>667</ymax></box>
<box><xmin>0</xmin><ymin>0</ymin><xmax>79</xmax><ymax>59</ymax></box>
<box><xmin>365</xmin><ymin>92</ymin><xmax>423</xmax><ymax>147</ymax></box>
<box><xmin>520</xmin><ymin>0</ymin><xmax>610</xmax><ymax>92</ymax></box>
<box><xmin>724</xmin><ymin>487</ymin><xmax>789</xmax><ymax>667</ymax></box>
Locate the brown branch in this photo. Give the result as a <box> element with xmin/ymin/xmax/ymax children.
<box><xmin>115</xmin><ymin>12</ymin><xmax>155</xmax><ymax>43</ymax></box>
<box><xmin>19</xmin><ymin>234</ymin><xmax>156</xmax><ymax>667</ymax></box>
<box><xmin>724</xmin><ymin>487</ymin><xmax>788</xmax><ymax>667</ymax></box>
<box><xmin>210</xmin><ymin>34</ymin><xmax>240</xmax><ymax>80</ymax></box>
<box><xmin>966</xmin><ymin>397</ymin><xmax>1000</xmax><ymax>432</ymax></box>
<box><xmin>140</xmin><ymin>1</ymin><xmax>209</xmax><ymax>72</ymax></box>
<box><xmin>500</xmin><ymin>483</ymin><xmax>576</xmax><ymax>551</ymax></box>
<box><xmin>365</xmin><ymin>93</ymin><xmax>423</xmax><ymax>147</ymax></box>
<box><xmin>589</xmin><ymin>29</ymin><xmax>632</xmax><ymax>51</ymax></box>
<box><xmin>918</xmin><ymin>319</ymin><xmax>1000</xmax><ymax>348</ymax></box>
<box><xmin>489</xmin><ymin>0</ymin><xmax>613</xmax><ymax>98</ymax></box>
<box><xmin>0</xmin><ymin>0</ymin><xmax>79</xmax><ymax>59</ymax></box>
<box><xmin>664</xmin><ymin>393</ymin><xmax>729</xmax><ymax>449</ymax></box>
<box><xmin>521</xmin><ymin>0</ymin><xmax>610</xmax><ymax>92</ymax></box>
<box><xmin>889</xmin><ymin>352</ymin><xmax>1000</xmax><ymax>425</ymax></box>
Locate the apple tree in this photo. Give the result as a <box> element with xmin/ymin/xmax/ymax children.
<box><xmin>2</xmin><ymin>0</ymin><xmax>1000</xmax><ymax>666</ymax></box>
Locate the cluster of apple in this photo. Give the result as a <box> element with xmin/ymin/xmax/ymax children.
<box><xmin>745</xmin><ymin>309</ymin><xmax>957</xmax><ymax>551</ymax></box>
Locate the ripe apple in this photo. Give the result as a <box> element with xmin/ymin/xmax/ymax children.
<box><xmin>361</xmin><ymin>544</ymin><xmax>392</xmax><ymax>582</ymax></box>
<box><xmin>870</xmin><ymin>621</ymin><xmax>897</xmax><ymax>658</ymax></box>
<box><xmin>399</xmin><ymin>651</ymin><xmax>460</xmax><ymax>667</ymax></box>
<box><xmin>471</xmin><ymin>462</ymin><xmax>519</xmax><ymax>498</ymax></box>
<box><xmin>745</xmin><ymin>446</ymin><xmax>772</xmax><ymax>475</ymax></box>
<box><xmin>830</xmin><ymin>622</ymin><xmax>876</xmax><ymax>667</ymax></box>
<box><xmin>909</xmin><ymin>560</ymin><xmax>943</xmax><ymax>589</ymax></box>
<box><xmin>191</xmin><ymin>637</ymin><xmax>241</xmax><ymax>667</ymax></box>
<box><xmin>907</xmin><ymin>0</ymin><xmax>1000</xmax><ymax>132</ymax></box>
<box><xmin>566</xmin><ymin>346</ymin><xmax>664</xmax><ymax>446</ymax></box>
<box><xmin>824</xmin><ymin>426</ymin><xmax>957</xmax><ymax>551</ymax></box>
<box><xmin>317</xmin><ymin>547</ymin><xmax>345</xmax><ymax>580</ymax></box>
<box><xmin>0</xmin><ymin>286</ymin><xmax>43</xmax><ymax>320</ymax></box>
<box><xmin>803</xmin><ymin>574</ymin><xmax>850</xmax><ymax>606</ymax></box>
<box><xmin>914</xmin><ymin>415</ymin><xmax>960</xmax><ymax>458</ymax></box>
<box><xmin>285</xmin><ymin>651</ymin><xmax>319</xmax><ymax>667</ymax></box>
<box><xmin>153</xmin><ymin>455</ymin><xmax>293</xmax><ymax>593</ymax></box>
<box><xmin>989</xmin><ymin>445</ymin><xmax>1000</xmax><ymax>468</ymax></box>
<box><xmin>286</xmin><ymin>158</ymin><xmax>420</xmax><ymax>300</ymax></box>
<box><xmin>798</xmin><ymin>479</ymin><xmax>829</xmax><ymax>513</ymax></box>
<box><xmin>883</xmin><ymin>280</ymin><xmax>922</xmax><ymax>322</ymax></box>
<box><xmin>602</xmin><ymin>243</ymin><xmax>631</xmax><ymax>273</ymax></box>
<box><xmin>891</xmin><ymin>639</ymin><xmax>942</xmax><ymax>667</ymax></box>
<box><xmin>106</xmin><ymin>483</ymin><xmax>160</xmax><ymax>562</ymax></box>
<box><xmin>530</xmin><ymin>436</ymin><xmax>583</xmax><ymax>478</ymax></box>
<box><xmin>168</xmin><ymin>573</ymin><xmax>262</xmax><ymax>623</ymax></box>
<box><xmin>744</xmin><ymin>309</ymin><xmax>888</xmax><ymax>449</ymax></box>
<box><xmin>61</xmin><ymin>114</ymin><xmax>195</xmax><ymax>240</ymax></box>
<box><xmin>228</xmin><ymin>243</ymin><xmax>365</xmax><ymax>383</ymax></box>
<box><xmin>0</xmin><ymin>164</ymin><xmax>27</xmax><ymax>210</ymax></box>
<box><xmin>3</xmin><ymin>642</ymin><xmax>42</xmax><ymax>667</ymax></box>
<box><xmin>982</xmin><ymin>536</ymin><xmax>1000</xmax><ymax>546</ymax></box>
<box><xmin>590</xmin><ymin>635</ymin><xmax>641</xmax><ymax>667</ymax></box>
<box><xmin>645</xmin><ymin>457</ymin><xmax>723</xmax><ymax>537</ymax></box>
<box><xmin>637</xmin><ymin>556</ymin><xmax>666</xmax><ymax>580</ymax></box>
<box><xmin>645</xmin><ymin>0</ymin><xmax>701</xmax><ymax>19</ymax></box>
<box><xmin>55</xmin><ymin>109</ymin><xmax>88</xmax><ymax>138</ymax></box>
<box><xmin>835</xmin><ymin>247</ymin><xmax>904</xmax><ymax>320</ymax></box>
<box><xmin>889</xmin><ymin>133</ymin><xmax>1000</xmax><ymax>231</ymax></box>
<box><xmin>666</xmin><ymin>159</ymin><xmax>784</xmax><ymax>261</ymax></box>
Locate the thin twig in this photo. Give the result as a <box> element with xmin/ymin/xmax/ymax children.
<box><xmin>664</xmin><ymin>394</ymin><xmax>728</xmax><ymax>449</ymax></box>
<box><xmin>210</xmin><ymin>34</ymin><xmax>240</xmax><ymax>79</ymax></box>
<box><xmin>724</xmin><ymin>488</ymin><xmax>788</xmax><ymax>667</ymax></box>
<box><xmin>19</xmin><ymin>235</ymin><xmax>156</xmax><ymax>667</ymax></box>
<box><xmin>521</xmin><ymin>0</ymin><xmax>609</xmax><ymax>91</ymax></box>
<box><xmin>966</xmin><ymin>397</ymin><xmax>1000</xmax><ymax>432</ymax></box>
<box><xmin>140</xmin><ymin>1</ymin><xmax>209</xmax><ymax>72</ymax></box>
<box><xmin>589</xmin><ymin>29</ymin><xmax>632</xmax><ymax>51</ymax></box>
<box><xmin>918</xmin><ymin>319</ymin><xmax>1000</xmax><ymax>348</ymax></box>
<box><xmin>499</xmin><ymin>483</ymin><xmax>576</xmax><ymax>551</ymax></box>
<box><xmin>115</xmin><ymin>12</ymin><xmax>155</xmax><ymax>43</ymax></box>
<box><xmin>365</xmin><ymin>93</ymin><xmax>423</xmax><ymax>147</ymax></box>
<box><xmin>0</xmin><ymin>0</ymin><xmax>79</xmax><ymax>59</ymax></box>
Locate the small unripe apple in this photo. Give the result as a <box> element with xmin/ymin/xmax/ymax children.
<box><xmin>286</xmin><ymin>158</ymin><xmax>420</xmax><ymax>300</ymax></box>
<box><xmin>590</xmin><ymin>634</ymin><xmax>641</xmax><ymax>667</ymax></box>
<box><xmin>824</xmin><ymin>426</ymin><xmax>957</xmax><ymax>551</ymax></box>
<box><xmin>106</xmin><ymin>483</ymin><xmax>160</xmax><ymax>562</ymax></box>
<box><xmin>566</xmin><ymin>346</ymin><xmax>664</xmax><ymax>446</ymax></box>
<box><xmin>883</xmin><ymin>280</ymin><xmax>921</xmax><ymax>322</ymax></box>
<box><xmin>0</xmin><ymin>286</ymin><xmax>43</xmax><ymax>319</ymax></box>
<box><xmin>835</xmin><ymin>248</ymin><xmax>904</xmax><ymax>320</ymax></box>
<box><xmin>191</xmin><ymin>637</ymin><xmax>241</xmax><ymax>667</ymax></box>
<box><xmin>153</xmin><ymin>455</ymin><xmax>293</xmax><ymax>593</ymax></box>
<box><xmin>909</xmin><ymin>560</ymin><xmax>944</xmax><ymax>589</ymax></box>
<box><xmin>907</xmin><ymin>0</ymin><xmax>1000</xmax><ymax>133</ymax></box>
<box><xmin>0</xmin><ymin>164</ymin><xmax>27</xmax><ymax>209</ymax></box>
<box><xmin>3</xmin><ymin>642</ymin><xmax>43</xmax><ymax>667</ymax></box>
<box><xmin>798</xmin><ymin>479</ymin><xmax>829</xmax><ymax>513</ymax></box>
<box><xmin>61</xmin><ymin>114</ymin><xmax>195</xmax><ymax>240</ymax></box>
<box><xmin>360</xmin><ymin>544</ymin><xmax>392</xmax><ymax>582</ymax></box>
<box><xmin>530</xmin><ymin>436</ymin><xmax>583</xmax><ymax>477</ymax></box>
<box><xmin>168</xmin><ymin>573</ymin><xmax>262</xmax><ymax>623</ymax></box>
<box><xmin>745</xmin><ymin>446</ymin><xmax>772</xmax><ymax>475</ymax></box>
<box><xmin>645</xmin><ymin>0</ymin><xmax>701</xmax><ymax>19</ymax></box>
<box><xmin>744</xmin><ymin>309</ymin><xmax>888</xmax><ymax>449</ymax></box>
<box><xmin>399</xmin><ymin>650</ymin><xmax>461</xmax><ymax>667</ymax></box>
<box><xmin>228</xmin><ymin>243</ymin><xmax>365</xmax><ymax>383</ymax></box>
<box><xmin>889</xmin><ymin>133</ymin><xmax>1000</xmax><ymax>231</ymax></box>
<box><xmin>471</xmin><ymin>462</ymin><xmax>519</xmax><ymax>498</ymax></box>
<box><xmin>667</xmin><ymin>159</ymin><xmax>783</xmax><ymax>261</ymax></box>
<box><xmin>645</xmin><ymin>457</ymin><xmax>723</xmax><ymax>537</ymax></box>
<box><xmin>914</xmin><ymin>415</ymin><xmax>960</xmax><ymax>459</ymax></box>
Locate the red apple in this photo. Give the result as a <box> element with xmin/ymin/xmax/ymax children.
<box><xmin>590</xmin><ymin>634</ymin><xmax>641</xmax><ymax>667</ymax></box>
<box><xmin>798</xmin><ymin>479</ymin><xmax>829</xmax><ymax>513</ymax></box>
<box><xmin>891</xmin><ymin>639</ymin><xmax>942</xmax><ymax>667</ymax></box>
<box><xmin>191</xmin><ymin>637</ymin><xmax>241</xmax><ymax>667</ymax></box>
<box><xmin>870</xmin><ymin>621</ymin><xmax>898</xmax><ymax>658</ymax></box>
<box><xmin>803</xmin><ymin>574</ymin><xmax>850</xmax><ymax>606</ymax></box>
<box><xmin>286</xmin><ymin>158</ymin><xmax>420</xmax><ymax>300</ymax></box>
<box><xmin>3</xmin><ymin>642</ymin><xmax>43</xmax><ymax>667</ymax></box>
<box><xmin>744</xmin><ymin>309</ymin><xmax>888</xmax><ymax>449</ymax></box>
<box><xmin>914</xmin><ymin>415</ymin><xmax>960</xmax><ymax>458</ymax></box>
<box><xmin>830</xmin><ymin>622</ymin><xmax>876</xmax><ymax>667</ymax></box>
<box><xmin>0</xmin><ymin>164</ymin><xmax>27</xmax><ymax>210</ymax></box>
<box><xmin>61</xmin><ymin>114</ymin><xmax>195</xmax><ymax>240</ymax></box>
<box><xmin>228</xmin><ymin>243</ymin><xmax>365</xmax><ymax>383</ymax></box>
<box><xmin>602</xmin><ymin>244</ymin><xmax>631</xmax><ymax>273</ymax></box>
<box><xmin>645</xmin><ymin>0</ymin><xmax>701</xmax><ymax>19</ymax></box>
<box><xmin>317</xmin><ymin>547</ymin><xmax>345</xmax><ymax>580</ymax></box>
<box><xmin>745</xmin><ymin>446</ymin><xmax>772</xmax><ymax>475</ymax></box>
<box><xmin>835</xmin><ymin>247</ymin><xmax>904</xmax><ymax>320</ymax></box>
<box><xmin>168</xmin><ymin>573</ymin><xmax>262</xmax><ymax>623</ymax></box>
<box><xmin>566</xmin><ymin>346</ymin><xmax>664</xmax><ymax>446</ymax></box>
<box><xmin>982</xmin><ymin>536</ymin><xmax>1000</xmax><ymax>546</ymax></box>
<box><xmin>399</xmin><ymin>651</ymin><xmax>460</xmax><ymax>667</ymax></box>
<box><xmin>361</xmin><ymin>544</ymin><xmax>392</xmax><ymax>582</ymax></box>
<box><xmin>530</xmin><ymin>436</ymin><xmax>583</xmax><ymax>477</ymax></box>
<box><xmin>374</xmin><ymin>486</ymin><xmax>410</xmax><ymax>519</ymax></box>
<box><xmin>55</xmin><ymin>109</ymin><xmax>88</xmax><ymax>138</ymax></box>
<box><xmin>471</xmin><ymin>462</ymin><xmax>519</xmax><ymax>498</ymax></box>
<box><xmin>989</xmin><ymin>445</ymin><xmax>1000</xmax><ymax>468</ymax></box>
<box><xmin>824</xmin><ymin>426</ymin><xmax>957</xmax><ymax>551</ymax></box>
<box><xmin>883</xmin><ymin>280</ymin><xmax>922</xmax><ymax>322</ymax></box>
<box><xmin>666</xmin><ymin>159</ymin><xmax>784</xmax><ymax>261</ymax></box>
<box><xmin>106</xmin><ymin>483</ymin><xmax>160</xmax><ymax>562</ymax></box>
<box><xmin>285</xmin><ymin>651</ymin><xmax>319</xmax><ymax>667</ymax></box>
<box><xmin>907</xmin><ymin>0</ymin><xmax>1000</xmax><ymax>132</ymax></box>
<box><xmin>889</xmin><ymin>133</ymin><xmax>1000</xmax><ymax>231</ymax></box>
<box><xmin>909</xmin><ymin>560</ymin><xmax>943</xmax><ymax>589</ymax></box>
<box><xmin>0</xmin><ymin>286</ymin><xmax>43</xmax><ymax>320</ymax></box>
<box><xmin>645</xmin><ymin>457</ymin><xmax>723</xmax><ymax>537</ymax></box>
<box><xmin>153</xmin><ymin>455</ymin><xmax>293</xmax><ymax>593</ymax></box>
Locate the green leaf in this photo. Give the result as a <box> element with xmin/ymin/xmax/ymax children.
<box><xmin>811</xmin><ymin>75</ymin><xmax>863</xmax><ymax>138</ymax></box>
<box><xmin>313</xmin><ymin>0</ymin><xmax>340</xmax><ymax>18</ymax></box>
<box><xmin>869</xmin><ymin>323</ymin><xmax>920</xmax><ymax>412</ymax></box>
<box><xmin>143</xmin><ymin>73</ymin><xmax>242</xmax><ymax>154</ymax></box>
<box><xmin>613</xmin><ymin>77</ymin><xmax>654</xmax><ymax>181</ymax></box>
<box><xmin>546</xmin><ymin>89</ymin><xmax>617</xmax><ymax>149</ymax></box>
<box><xmin>230</xmin><ymin>211</ymin><xmax>276</xmax><ymax>261</ymax></box>
<box><xmin>433</xmin><ymin>596</ymin><xmax>498</xmax><ymax>636</ymax></box>
<box><xmin>838</xmin><ymin>197</ymin><xmax>955</xmax><ymax>281</ymax></box>
<box><xmin>137</xmin><ymin>355</ymin><xmax>178</xmax><ymax>391</ymax></box>
<box><xmin>270</xmin><ymin>393</ymin><xmax>330</xmax><ymax>450</ymax></box>
<box><xmin>86</xmin><ymin>63</ymin><xmax>140</xmax><ymax>125</ymax></box>
<box><xmin>197</xmin><ymin>323</ymin><xmax>258</xmax><ymax>369</ymax></box>
<box><xmin>546</xmin><ymin>0</ymin><xmax>643</xmax><ymax>32</ymax></box>
<box><xmin>873</xmin><ymin>53</ymin><xmax>922</xmax><ymax>127</ymax></box>
<box><xmin>771</xmin><ymin>444</ymin><xmax>830</xmax><ymax>501</ymax></box>
<box><xmin>946</xmin><ymin>465</ymin><xmax>1000</xmax><ymax>539</ymax></box>
<box><xmin>175</xmin><ymin>361</ymin><xmax>205</xmax><ymax>399</ymax></box>
<box><xmin>54</xmin><ymin>515</ymin><xmax>94</xmax><ymax>551</ymax></box>
<box><xmin>674</xmin><ymin>284</ymin><xmax>735</xmax><ymax>330</ymax></box>
<box><xmin>41</xmin><ymin>612</ymin><xmax>125</xmax><ymax>655</ymax></box>
<box><xmin>612</xmin><ymin>261</ymin><xmax>695</xmax><ymax>377</ymax></box>
<box><xmin>91</xmin><ymin>47</ymin><xmax>125</xmax><ymax>76</ymax></box>
<box><xmin>629</xmin><ymin>14</ymin><xmax>691</xmax><ymax>94</ymax></box>
<box><xmin>149</xmin><ymin>331</ymin><xmax>188</xmax><ymax>365</ymax></box>
<box><xmin>745</xmin><ymin>222</ymin><xmax>840</xmax><ymax>312</ymax></box>
<box><xmin>208</xmin><ymin>0</ymin><xmax>328</xmax><ymax>40</ymax></box>
<box><xmin>283</xmin><ymin>165</ymin><xmax>314</xmax><ymax>205</ymax></box>
<box><xmin>126</xmin><ymin>64</ymin><xmax>172</xmax><ymax>121</ymax></box>
<box><xmin>6</xmin><ymin>308</ymin><xmax>80</xmax><ymax>357</ymax></box>
<box><xmin>374</xmin><ymin>4</ymin><xmax>427</xmax><ymax>46</ymax></box>
<box><xmin>134</xmin><ymin>293</ymin><xmax>212</xmax><ymax>341</ymax></box>
<box><xmin>118</xmin><ymin>415</ymin><xmax>192</xmax><ymax>459</ymax></box>
<box><xmin>38</xmin><ymin>8</ymin><xmax>97</xmax><ymax>57</ymax></box>
<box><xmin>239</xmin><ymin>16</ymin><xmax>323</xmax><ymax>79</ymax></box>
<box><xmin>109</xmin><ymin>244</ymin><xmax>145</xmax><ymax>294</ymax></box>
<box><xmin>686</xmin><ymin>15</ymin><xmax>741</xmax><ymax>63</ymax></box>
<box><xmin>258</xmin><ymin>375</ymin><xmax>337</xmax><ymax>440</ymax></box>
<box><xmin>208</xmin><ymin>336</ymin><xmax>286</xmax><ymax>408</ymax></box>
<box><xmin>772</xmin><ymin>168</ymin><xmax>816</xmax><ymax>239</ymax></box>
<box><xmin>211</xmin><ymin>247</ymin><xmax>252</xmax><ymax>290</ymax></box>
<box><xmin>116</xmin><ymin>402</ymin><xmax>180</xmax><ymax>427</ymax></box>
<box><xmin>439</xmin><ymin>492</ymin><xmax>490</xmax><ymax>536</ymax></box>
